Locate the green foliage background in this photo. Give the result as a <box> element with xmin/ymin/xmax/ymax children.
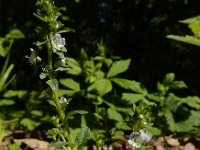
<box><xmin>1</xmin><ymin>0</ymin><xmax>200</xmax><ymax>93</ymax></box>
<box><xmin>1</xmin><ymin>0</ymin><xmax>200</xmax><ymax>146</ymax></box>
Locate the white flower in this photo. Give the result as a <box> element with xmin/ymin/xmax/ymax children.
<box><xmin>128</xmin><ymin>132</ymin><xmax>141</xmax><ymax>149</ymax></box>
<box><xmin>59</xmin><ymin>97</ymin><xmax>67</xmax><ymax>104</ymax></box>
<box><xmin>143</xmin><ymin>121</ymin><xmax>148</xmax><ymax>125</ymax></box>
<box><xmin>128</xmin><ymin>139</ymin><xmax>141</xmax><ymax>149</ymax></box>
<box><xmin>128</xmin><ymin>130</ymin><xmax>152</xmax><ymax>149</ymax></box>
<box><xmin>139</xmin><ymin>129</ymin><xmax>152</xmax><ymax>142</ymax></box>
<box><xmin>25</xmin><ymin>48</ymin><xmax>41</xmax><ymax>65</ymax></box>
<box><xmin>59</xmin><ymin>97</ymin><xmax>71</xmax><ymax>104</ymax></box>
<box><xmin>129</xmin><ymin>132</ymin><xmax>140</xmax><ymax>140</ymax></box>
<box><xmin>51</xmin><ymin>34</ymin><xmax>65</xmax><ymax>50</ymax></box>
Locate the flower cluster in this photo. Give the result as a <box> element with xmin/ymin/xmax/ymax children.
<box><xmin>128</xmin><ymin>129</ymin><xmax>152</xmax><ymax>149</ymax></box>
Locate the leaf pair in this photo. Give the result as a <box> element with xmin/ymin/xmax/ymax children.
<box><xmin>167</xmin><ymin>15</ymin><xmax>200</xmax><ymax>46</ymax></box>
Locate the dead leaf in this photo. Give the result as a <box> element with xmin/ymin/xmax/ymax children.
<box><xmin>167</xmin><ymin>138</ymin><xmax>180</xmax><ymax>147</ymax></box>
<box><xmin>14</xmin><ymin>138</ymin><xmax>49</xmax><ymax>150</ymax></box>
<box><xmin>183</xmin><ymin>143</ymin><xmax>195</xmax><ymax>150</ymax></box>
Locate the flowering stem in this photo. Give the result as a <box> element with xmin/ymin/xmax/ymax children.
<box><xmin>46</xmin><ymin>32</ymin><xmax>77</xmax><ymax>150</ymax></box>
<box><xmin>47</xmin><ymin>33</ymin><xmax>64</xmax><ymax>121</ymax></box>
<box><xmin>52</xmin><ymin>92</ymin><xmax>65</xmax><ymax>121</ymax></box>
<box><xmin>50</xmin><ymin>65</ymin><xmax>76</xmax><ymax>149</ymax></box>
<box><xmin>47</xmin><ymin>33</ymin><xmax>53</xmax><ymax>69</ymax></box>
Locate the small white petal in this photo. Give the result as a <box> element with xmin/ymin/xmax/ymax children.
<box><xmin>25</xmin><ymin>49</ymin><xmax>37</xmax><ymax>65</ymax></box>
<box><xmin>128</xmin><ymin>139</ymin><xmax>134</xmax><ymax>145</ymax></box>
<box><xmin>132</xmin><ymin>141</ymin><xmax>141</xmax><ymax>148</ymax></box>
<box><xmin>143</xmin><ymin>121</ymin><xmax>148</xmax><ymax>125</ymax></box>
<box><xmin>139</xmin><ymin>129</ymin><xmax>152</xmax><ymax>142</ymax></box>
<box><xmin>59</xmin><ymin>97</ymin><xmax>67</xmax><ymax>104</ymax></box>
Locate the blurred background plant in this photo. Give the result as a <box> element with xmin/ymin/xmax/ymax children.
<box><xmin>0</xmin><ymin>29</ymin><xmax>25</xmax><ymax>91</ymax></box>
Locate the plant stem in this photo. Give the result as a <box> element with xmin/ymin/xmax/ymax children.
<box><xmin>52</xmin><ymin>91</ymin><xmax>65</xmax><ymax>121</ymax></box>
<box><xmin>47</xmin><ymin>33</ymin><xmax>65</xmax><ymax>121</ymax></box>
<box><xmin>163</xmin><ymin>136</ymin><xmax>169</xmax><ymax>150</ymax></box>
<box><xmin>46</xmin><ymin>32</ymin><xmax>77</xmax><ymax>150</ymax></box>
<box><xmin>47</xmin><ymin>33</ymin><xmax>53</xmax><ymax>69</ymax></box>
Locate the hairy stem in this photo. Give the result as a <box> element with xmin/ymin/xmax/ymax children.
<box><xmin>52</xmin><ymin>91</ymin><xmax>65</xmax><ymax>121</ymax></box>
<box><xmin>46</xmin><ymin>32</ymin><xmax>77</xmax><ymax>150</ymax></box>
<box><xmin>47</xmin><ymin>33</ymin><xmax>53</xmax><ymax>69</ymax></box>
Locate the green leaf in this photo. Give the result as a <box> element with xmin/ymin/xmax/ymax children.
<box><xmin>116</xmin><ymin>121</ymin><xmax>131</xmax><ymax>130</ymax></box>
<box><xmin>147</xmin><ymin>93</ymin><xmax>164</xmax><ymax>102</ymax></box>
<box><xmin>36</xmin><ymin>40</ymin><xmax>47</xmax><ymax>46</ymax></box>
<box><xmin>163</xmin><ymin>73</ymin><xmax>175</xmax><ymax>85</ymax></box>
<box><xmin>0</xmin><ymin>99</ymin><xmax>15</xmax><ymax>106</ymax></box>
<box><xmin>104</xmin><ymin>58</ymin><xmax>113</xmax><ymax>67</ymax></box>
<box><xmin>33</xmin><ymin>13</ymin><xmax>47</xmax><ymax>22</ymax></box>
<box><xmin>0</xmin><ymin>38</ymin><xmax>7</xmax><ymax>57</ymax></box>
<box><xmin>47</xmin><ymin>100</ymin><xmax>56</xmax><ymax>107</ymax></box>
<box><xmin>5</xmin><ymin>29</ymin><xmax>25</xmax><ymax>39</ymax></box>
<box><xmin>179</xmin><ymin>15</ymin><xmax>200</xmax><ymax>24</ymax></box>
<box><xmin>3</xmin><ymin>90</ymin><xmax>27</xmax><ymax>98</ymax></box>
<box><xmin>80</xmin><ymin>48</ymin><xmax>88</xmax><ymax>66</ymax></box>
<box><xmin>94</xmin><ymin>71</ymin><xmax>105</xmax><ymax>80</ymax></box>
<box><xmin>55</xmin><ymin>67</ymin><xmax>70</xmax><ymax>72</ymax></box>
<box><xmin>66</xmin><ymin>110</ymin><xmax>88</xmax><ymax>119</ymax></box>
<box><xmin>157</xmin><ymin>82</ymin><xmax>168</xmax><ymax>93</ymax></box>
<box><xmin>46</xmin><ymin>79</ymin><xmax>59</xmax><ymax>92</ymax></box>
<box><xmin>111</xmin><ymin>131</ymin><xmax>124</xmax><ymax>140</ymax></box>
<box><xmin>107</xmin><ymin>59</ymin><xmax>131</xmax><ymax>78</ymax></box>
<box><xmin>75</xmin><ymin>127</ymin><xmax>90</xmax><ymax>147</ymax></box>
<box><xmin>179</xmin><ymin>16</ymin><xmax>200</xmax><ymax>35</ymax></box>
<box><xmin>7</xmin><ymin>143</ymin><xmax>21</xmax><ymax>150</ymax></box>
<box><xmin>94</xmin><ymin>56</ymin><xmax>104</xmax><ymax>61</ymax></box>
<box><xmin>111</xmin><ymin>78</ymin><xmax>147</xmax><ymax>94</ymax></box>
<box><xmin>11</xmin><ymin>110</ymin><xmax>25</xmax><ymax>118</ymax></box>
<box><xmin>57</xmin><ymin>28</ymin><xmax>75</xmax><ymax>34</ymax></box>
<box><xmin>58</xmin><ymin>89</ymin><xmax>77</xmax><ymax>97</ymax></box>
<box><xmin>30</xmin><ymin>110</ymin><xmax>43</xmax><ymax>117</ymax></box>
<box><xmin>50</xmin><ymin>141</ymin><xmax>68</xmax><ymax>149</ymax></box>
<box><xmin>167</xmin><ymin>35</ymin><xmax>200</xmax><ymax>46</ymax></box>
<box><xmin>189</xmin><ymin>110</ymin><xmax>200</xmax><ymax>126</ymax></box>
<box><xmin>180</xmin><ymin>96</ymin><xmax>200</xmax><ymax>109</ymax></box>
<box><xmin>163</xmin><ymin>104</ymin><xmax>196</xmax><ymax>132</ymax></box>
<box><xmin>107</xmin><ymin>108</ymin><xmax>123</xmax><ymax>121</ymax></box>
<box><xmin>87</xmin><ymin>79</ymin><xmax>112</xmax><ymax>96</ymax></box>
<box><xmin>171</xmin><ymin>119</ymin><xmax>193</xmax><ymax>132</ymax></box>
<box><xmin>0</xmin><ymin>64</ymin><xmax>14</xmax><ymax>91</ymax></box>
<box><xmin>122</xmin><ymin>93</ymin><xmax>145</xmax><ymax>104</ymax></box>
<box><xmin>94</xmin><ymin>112</ymin><xmax>103</xmax><ymax>120</ymax></box>
<box><xmin>163</xmin><ymin>94</ymin><xmax>180</xmax><ymax>111</ymax></box>
<box><xmin>20</xmin><ymin>118</ymin><xmax>40</xmax><ymax>130</ymax></box>
<box><xmin>70</xmin><ymin>110</ymin><xmax>88</xmax><ymax>115</ymax></box>
<box><xmin>170</xmin><ymin>81</ymin><xmax>187</xmax><ymax>89</ymax></box>
<box><xmin>147</xmin><ymin>127</ymin><xmax>161</xmax><ymax>136</ymax></box>
<box><xmin>60</xmin><ymin>78</ymin><xmax>80</xmax><ymax>91</ymax></box>
<box><xmin>164</xmin><ymin>110</ymin><xmax>177</xmax><ymax>131</ymax></box>
<box><xmin>66</xmin><ymin>57</ymin><xmax>82</xmax><ymax>75</ymax></box>
<box><xmin>188</xmin><ymin>23</ymin><xmax>200</xmax><ymax>35</ymax></box>
<box><xmin>167</xmin><ymin>110</ymin><xmax>200</xmax><ymax>132</ymax></box>
<box><xmin>81</xmin><ymin>115</ymin><xmax>87</xmax><ymax>128</ymax></box>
